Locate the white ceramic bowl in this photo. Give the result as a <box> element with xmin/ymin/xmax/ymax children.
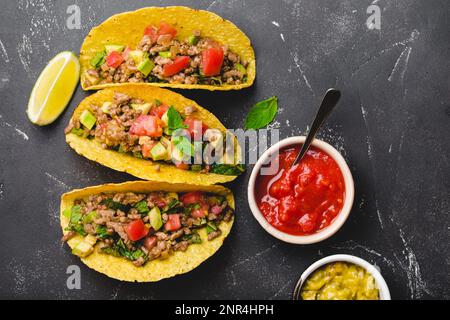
<box><xmin>292</xmin><ymin>254</ymin><xmax>391</xmax><ymax>300</ymax></box>
<box><xmin>247</xmin><ymin>136</ymin><xmax>354</xmax><ymax>244</ymax></box>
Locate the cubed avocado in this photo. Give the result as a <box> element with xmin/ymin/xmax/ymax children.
<box><xmin>158</xmin><ymin>51</ymin><xmax>172</xmax><ymax>58</ymax></box>
<box><xmin>188</xmin><ymin>35</ymin><xmax>199</xmax><ymax>45</ymax></box>
<box><xmin>131</xmin><ymin>103</ymin><xmax>151</xmax><ymax>115</ymax></box>
<box><xmin>148</xmin><ymin>206</ymin><xmax>163</xmax><ymax>231</ymax></box>
<box><xmin>90</xmin><ymin>51</ymin><xmax>106</xmax><ymax>68</ymax></box>
<box><xmin>72</xmin><ymin>241</ymin><xmax>94</xmax><ymax>258</ymax></box>
<box><xmin>101</xmin><ymin>102</ymin><xmax>112</xmax><ymax>114</ymax></box>
<box><xmin>84</xmin><ymin>234</ymin><xmax>97</xmax><ymax>246</ymax></box>
<box><xmin>150</xmin><ymin>142</ymin><xmax>168</xmax><ymax>161</ymax></box>
<box><xmin>160</xmin><ymin>137</ymin><xmax>172</xmax><ymax>160</ymax></box>
<box><xmin>128</xmin><ymin>50</ymin><xmax>145</xmax><ymax>64</ymax></box>
<box><xmin>105</xmin><ymin>44</ymin><xmax>125</xmax><ymax>54</ymax></box>
<box><xmin>161</xmin><ymin>110</ymin><xmax>169</xmax><ymax>127</ymax></box>
<box><xmin>84</xmin><ymin>71</ymin><xmax>100</xmax><ymax>85</ymax></box>
<box><xmin>171</xmin><ymin>145</ymin><xmax>184</xmax><ymax>162</ymax></box>
<box><xmin>137</xmin><ymin>58</ymin><xmax>155</xmax><ymax>77</ymax></box>
<box><xmin>235</xmin><ymin>63</ymin><xmax>247</xmax><ymax>74</ymax></box>
<box><xmin>80</xmin><ymin>110</ymin><xmax>96</xmax><ymax>130</ymax></box>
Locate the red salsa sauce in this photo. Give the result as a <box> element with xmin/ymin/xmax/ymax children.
<box><xmin>255</xmin><ymin>145</ymin><xmax>345</xmax><ymax>235</ymax></box>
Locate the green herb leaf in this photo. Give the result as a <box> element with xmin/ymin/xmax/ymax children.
<box><xmin>134</xmin><ymin>201</ymin><xmax>149</xmax><ymax>214</ymax></box>
<box><xmin>244</xmin><ymin>96</ymin><xmax>278</xmax><ymax>129</ymax></box>
<box><xmin>95</xmin><ymin>225</ymin><xmax>110</xmax><ymax>239</ymax></box>
<box><xmin>82</xmin><ymin>210</ymin><xmax>98</xmax><ymax>224</ymax></box>
<box><xmin>210</xmin><ymin>164</ymin><xmax>245</xmax><ymax>176</ymax></box>
<box><xmin>206</xmin><ymin>222</ymin><xmax>217</xmax><ymax>234</ymax></box>
<box><xmin>165</xmin><ymin>198</ymin><xmax>181</xmax><ymax>213</ymax></box>
<box><xmin>190</xmin><ymin>233</ymin><xmax>202</xmax><ymax>244</ymax></box>
<box><xmin>101</xmin><ymin>198</ymin><xmax>130</xmax><ymax>212</ymax></box>
<box><xmin>69</xmin><ymin>206</ymin><xmax>82</xmax><ymax>224</ymax></box>
<box><xmin>183</xmin><ymin>232</ymin><xmax>202</xmax><ymax>244</ymax></box>
<box><xmin>167</xmin><ymin>106</ymin><xmax>187</xmax><ymax>134</ymax></box>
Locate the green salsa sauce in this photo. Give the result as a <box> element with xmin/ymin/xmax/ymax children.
<box><xmin>300</xmin><ymin>261</ymin><xmax>379</xmax><ymax>300</ymax></box>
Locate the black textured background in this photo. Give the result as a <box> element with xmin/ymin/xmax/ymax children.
<box><xmin>0</xmin><ymin>0</ymin><xmax>449</xmax><ymax>299</ymax></box>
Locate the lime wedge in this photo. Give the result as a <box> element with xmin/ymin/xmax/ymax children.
<box><xmin>27</xmin><ymin>51</ymin><xmax>80</xmax><ymax>125</ymax></box>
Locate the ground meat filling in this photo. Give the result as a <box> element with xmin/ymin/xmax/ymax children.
<box><xmin>63</xmin><ymin>191</ymin><xmax>233</xmax><ymax>266</ymax></box>
<box><xmin>84</xmin><ymin>28</ymin><xmax>248</xmax><ymax>87</ymax></box>
<box><xmin>64</xmin><ymin>92</ymin><xmax>246</xmax><ymax>176</ymax></box>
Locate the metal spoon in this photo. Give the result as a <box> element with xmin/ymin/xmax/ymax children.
<box><xmin>292</xmin><ymin>88</ymin><xmax>341</xmax><ymax>166</ymax></box>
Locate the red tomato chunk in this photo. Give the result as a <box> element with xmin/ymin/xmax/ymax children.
<box><xmin>129</xmin><ymin>115</ymin><xmax>163</xmax><ymax>137</ymax></box>
<box><xmin>106</xmin><ymin>51</ymin><xmax>124</xmax><ymax>68</ymax></box>
<box><xmin>125</xmin><ymin>219</ymin><xmax>149</xmax><ymax>241</ymax></box>
<box><xmin>202</xmin><ymin>47</ymin><xmax>224</xmax><ymax>76</ymax></box>
<box><xmin>163</xmin><ymin>56</ymin><xmax>190</xmax><ymax>77</ymax></box>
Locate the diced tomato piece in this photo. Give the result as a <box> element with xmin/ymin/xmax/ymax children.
<box><xmin>149</xmin><ymin>104</ymin><xmax>169</xmax><ymax>118</ymax></box>
<box><xmin>191</xmin><ymin>203</ymin><xmax>209</xmax><ymax>218</ymax></box>
<box><xmin>144</xmin><ymin>25</ymin><xmax>159</xmax><ymax>42</ymax></box>
<box><xmin>201</xmin><ymin>47</ymin><xmax>224</xmax><ymax>76</ymax></box>
<box><xmin>129</xmin><ymin>115</ymin><xmax>163</xmax><ymax>137</ymax></box>
<box><xmin>106</xmin><ymin>51</ymin><xmax>124</xmax><ymax>68</ymax></box>
<box><xmin>158</xmin><ymin>22</ymin><xmax>177</xmax><ymax>38</ymax></box>
<box><xmin>141</xmin><ymin>141</ymin><xmax>157</xmax><ymax>158</ymax></box>
<box><xmin>183</xmin><ymin>118</ymin><xmax>208</xmax><ymax>139</ymax></box>
<box><xmin>125</xmin><ymin>219</ymin><xmax>149</xmax><ymax>241</ymax></box>
<box><xmin>162</xmin><ymin>56</ymin><xmax>190</xmax><ymax>77</ymax></box>
<box><xmin>180</xmin><ymin>191</ymin><xmax>205</xmax><ymax>205</ymax></box>
<box><xmin>143</xmin><ymin>236</ymin><xmax>157</xmax><ymax>250</ymax></box>
<box><xmin>164</xmin><ymin>214</ymin><xmax>181</xmax><ymax>231</ymax></box>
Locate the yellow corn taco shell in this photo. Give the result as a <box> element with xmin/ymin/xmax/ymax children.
<box><xmin>66</xmin><ymin>84</ymin><xmax>240</xmax><ymax>185</ymax></box>
<box><xmin>80</xmin><ymin>6</ymin><xmax>255</xmax><ymax>91</ymax></box>
<box><xmin>61</xmin><ymin>180</ymin><xmax>234</xmax><ymax>282</ymax></box>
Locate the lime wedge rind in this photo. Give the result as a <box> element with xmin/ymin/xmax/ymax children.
<box><xmin>27</xmin><ymin>51</ymin><xmax>80</xmax><ymax>126</ymax></box>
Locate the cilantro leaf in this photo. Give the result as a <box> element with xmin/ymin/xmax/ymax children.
<box><xmin>244</xmin><ymin>96</ymin><xmax>278</xmax><ymax>129</ymax></box>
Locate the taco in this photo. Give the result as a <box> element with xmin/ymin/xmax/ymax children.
<box><xmin>80</xmin><ymin>6</ymin><xmax>255</xmax><ymax>91</ymax></box>
<box><xmin>61</xmin><ymin>180</ymin><xmax>234</xmax><ymax>282</ymax></box>
<box><xmin>65</xmin><ymin>84</ymin><xmax>244</xmax><ymax>185</ymax></box>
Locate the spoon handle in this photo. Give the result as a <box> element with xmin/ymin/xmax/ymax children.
<box><xmin>292</xmin><ymin>88</ymin><xmax>341</xmax><ymax>166</ymax></box>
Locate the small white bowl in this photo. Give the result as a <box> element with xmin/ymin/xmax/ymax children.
<box><xmin>292</xmin><ymin>254</ymin><xmax>391</xmax><ymax>300</ymax></box>
<box><xmin>247</xmin><ymin>136</ymin><xmax>354</xmax><ymax>244</ymax></box>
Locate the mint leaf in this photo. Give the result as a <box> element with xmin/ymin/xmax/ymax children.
<box><xmin>167</xmin><ymin>106</ymin><xmax>187</xmax><ymax>134</ymax></box>
<box><xmin>244</xmin><ymin>96</ymin><xmax>278</xmax><ymax>129</ymax></box>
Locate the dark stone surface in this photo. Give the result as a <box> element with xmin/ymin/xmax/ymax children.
<box><xmin>0</xmin><ymin>0</ymin><xmax>448</xmax><ymax>299</ymax></box>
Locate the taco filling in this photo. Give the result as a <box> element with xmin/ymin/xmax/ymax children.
<box><xmin>84</xmin><ymin>22</ymin><xmax>248</xmax><ymax>88</ymax></box>
<box><xmin>62</xmin><ymin>190</ymin><xmax>233</xmax><ymax>267</ymax></box>
<box><xmin>65</xmin><ymin>91</ymin><xmax>244</xmax><ymax>175</ymax></box>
